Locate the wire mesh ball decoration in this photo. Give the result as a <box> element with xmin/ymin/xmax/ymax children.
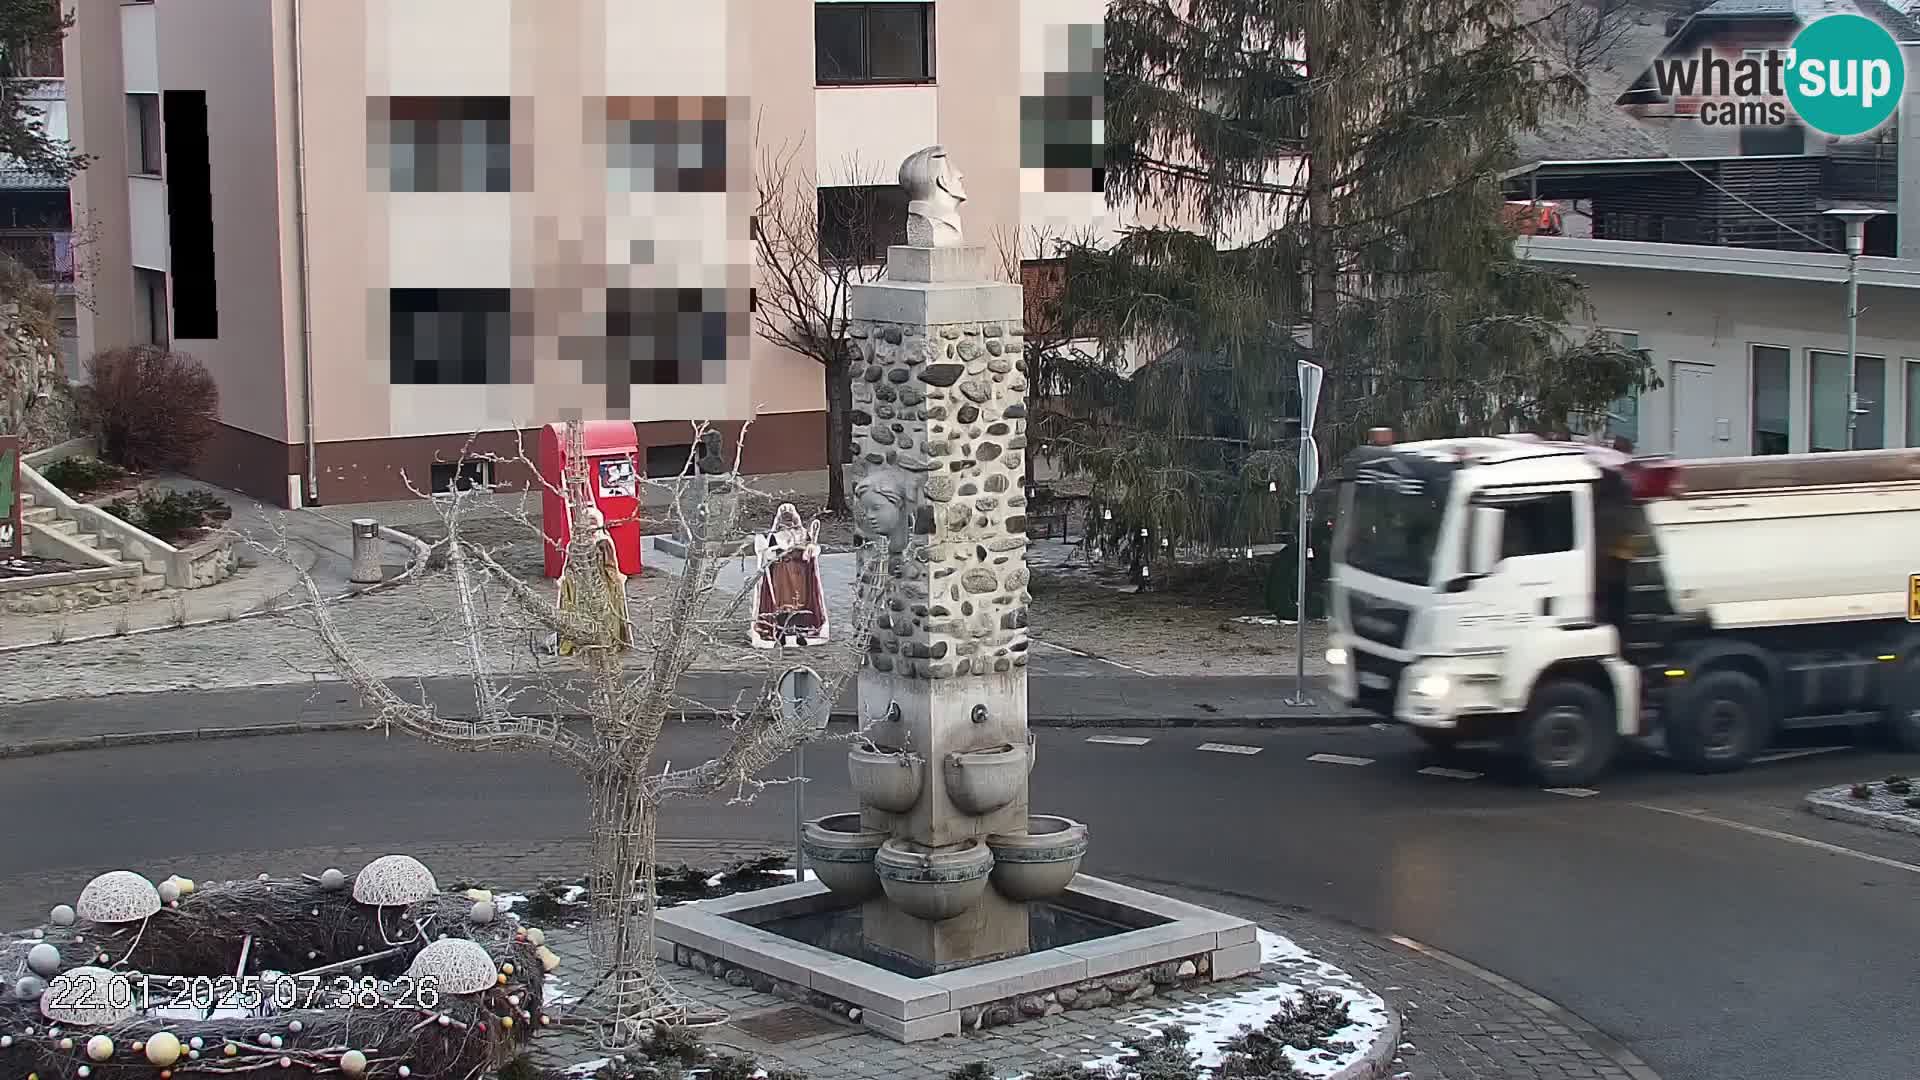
<box><xmin>404</xmin><ymin>939</ymin><xmax>497</xmax><ymax>995</ymax></box>
<box><xmin>76</xmin><ymin>871</ymin><xmax>162</xmax><ymax>924</ymax></box>
<box><xmin>41</xmin><ymin>967</ymin><xmax>138</xmax><ymax>1026</ymax></box>
<box><xmin>351</xmin><ymin>855</ymin><xmax>437</xmax><ymax>906</ymax></box>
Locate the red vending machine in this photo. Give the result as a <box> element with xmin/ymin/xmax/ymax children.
<box><xmin>538</xmin><ymin>421</ymin><xmax>643</xmax><ymax>579</ymax></box>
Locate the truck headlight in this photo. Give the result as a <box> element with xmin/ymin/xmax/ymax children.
<box><xmin>1325</xmin><ymin>647</ymin><xmax>1348</xmax><ymax>667</ymax></box>
<box><xmin>1412</xmin><ymin>674</ymin><xmax>1451</xmax><ymax>699</ymax></box>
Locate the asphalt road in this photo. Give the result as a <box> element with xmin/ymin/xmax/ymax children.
<box><xmin>0</xmin><ymin>709</ymin><xmax>1914</xmax><ymax>1080</ymax></box>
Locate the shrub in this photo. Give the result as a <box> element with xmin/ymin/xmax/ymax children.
<box><xmin>1886</xmin><ymin>780</ymin><xmax>1914</xmax><ymax>796</ymax></box>
<box><xmin>1906</xmin><ymin>796</ymin><xmax>1920</xmax><ymax>810</ymax></box>
<box><xmin>85</xmin><ymin>345</ymin><xmax>220</xmax><ymax>471</ymax></box>
<box><xmin>105</xmin><ymin>486</ymin><xmax>230</xmax><ymax>543</ymax></box>
<box><xmin>38</xmin><ymin>455</ymin><xmax>126</xmax><ymax>495</ymax></box>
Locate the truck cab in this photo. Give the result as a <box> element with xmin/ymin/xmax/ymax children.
<box><xmin>1326</xmin><ymin>434</ymin><xmax>1920</xmax><ymax>785</ymax></box>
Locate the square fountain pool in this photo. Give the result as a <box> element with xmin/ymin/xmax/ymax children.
<box><xmin>654</xmin><ymin>874</ymin><xmax>1260</xmax><ymax>1042</ymax></box>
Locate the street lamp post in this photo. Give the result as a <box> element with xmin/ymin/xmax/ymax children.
<box><xmin>1822</xmin><ymin>208</ymin><xmax>1889</xmax><ymax>450</ymax></box>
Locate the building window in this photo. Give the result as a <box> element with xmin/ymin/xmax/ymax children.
<box><xmin>817</xmin><ymin>184</ymin><xmax>909</xmax><ymax>264</ymax></box>
<box><xmin>1570</xmin><ymin>330</ymin><xmax>1643</xmax><ymax>447</ymax></box>
<box><xmin>1739</xmin><ymin>121</ymin><xmax>1804</xmax><ymax>156</ymax></box>
<box><xmin>815</xmin><ymin>2</ymin><xmax>935</xmax><ymax>85</ymax></box>
<box><xmin>430</xmin><ymin>458</ymin><xmax>495</xmax><ymax>494</ymax></box>
<box><xmin>389</xmin><ymin>288</ymin><xmax>512</xmax><ymax>384</ymax></box>
<box><xmin>645</xmin><ymin>443</ymin><xmax>695</xmax><ymax>478</ymax></box>
<box><xmin>134</xmin><ymin>268</ymin><xmax>168</xmax><ymax>347</ymax></box>
<box><xmin>1906</xmin><ymin>360</ymin><xmax>1920</xmax><ymax>447</ymax></box>
<box><xmin>606</xmin><ymin>97</ymin><xmax>729</xmax><ymax>194</ymax></box>
<box><xmin>605</xmin><ymin>288</ymin><xmax>730</xmax><ymax>392</ymax></box>
<box><xmin>380</xmin><ymin>97</ymin><xmax>511</xmax><ymax>193</ymax></box>
<box><xmin>1750</xmin><ymin>344</ymin><xmax>1790</xmax><ymax>454</ymax></box>
<box><xmin>128</xmin><ymin>94</ymin><xmax>162</xmax><ymax>176</ymax></box>
<box><xmin>1809</xmin><ymin>349</ymin><xmax>1885</xmax><ymax>451</ymax></box>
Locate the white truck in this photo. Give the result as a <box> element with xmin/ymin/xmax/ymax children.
<box><xmin>1324</xmin><ymin>434</ymin><xmax>1920</xmax><ymax>785</ymax></box>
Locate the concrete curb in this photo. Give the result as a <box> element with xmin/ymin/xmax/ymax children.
<box><xmin>1804</xmin><ymin>788</ymin><xmax>1920</xmax><ymax>838</ymax></box>
<box><xmin>1332</xmin><ymin>1003</ymin><xmax>1402</xmax><ymax>1080</ymax></box>
<box><xmin>0</xmin><ymin>525</ymin><xmax>435</xmax><ymax>655</ymax></box>
<box><xmin>0</xmin><ymin>708</ymin><xmax>1375</xmax><ymax>760</ymax></box>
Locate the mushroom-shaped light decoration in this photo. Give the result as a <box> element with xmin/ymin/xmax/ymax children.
<box><xmin>77</xmin><ymin>871</ymin><xmax>162</xmax><ymax>924</ymax></box>
<box><xmin>41</xmin><ymin>968</ymin><xmax>138</xmax><ymax>1027</ymax></box>
<box><xmin>404</xmin><ymin>939</ymin><xmax>497</xmax><ymax>995</ymax></box>
<box><xmin>352</xmin><ymin>855</ymin><xmax>437</xmax><ymax>906</ymax></box>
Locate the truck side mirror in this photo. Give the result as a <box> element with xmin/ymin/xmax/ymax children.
<box><xmin>1464</xmin><ymin>505</ymin><xmax>1505</xmax><ymax>577</ymax></box>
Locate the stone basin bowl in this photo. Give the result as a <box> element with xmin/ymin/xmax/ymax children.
<box><xmin>943</xmin><ymin>739</ymin><xmax>1031</xmax><ymax>816</ymax></box>
<box><xmin>874</xmin><ymin>838</ymin><xmax>994</xmax><ymax>922</ymax></box>
<box><xmin>849</xmin><ymin>742</ymin><xmax>924</xmax><ymax>814</ymax></box>
<box><xmin>986</xmin><ymin>815</ymin><xmax>1089</xmax><ymax>901</ymax></box>
<box><xmin>801</xmin><ymin>813</ymin><xmax>889</xmax><ymax>901</ymax></box>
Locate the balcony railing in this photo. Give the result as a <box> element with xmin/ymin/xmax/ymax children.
<box><xmin>1821</xmin><ymin>148</ymin><xmax>1898</xmax><ymax>202</ymax></box>
<box><xmin>0</xmin><ymin>230</ymin><xmax>73</xmax><ymax>281</ymax></box>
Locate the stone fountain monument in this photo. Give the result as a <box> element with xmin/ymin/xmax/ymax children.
<box><xmin>655</xmin><ymin>147</ymin><xmax>1258</xmax><ymax>1042</ymax></box>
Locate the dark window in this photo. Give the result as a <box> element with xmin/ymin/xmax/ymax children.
<box><xmin>163</xmin><ymin>90</ymin><xmax>217</xmax><ymax>339</ymax></box>
<box><xmin>606</xmin><ymin>96</ymin><xmax>729</xmax><ymax>193</ymax></box>
<box><xmin>1498</xmin><ymin>493</ymin><xmax>1575</xmax><ymax>558</ymax></box>
<box><xmin>430</xmin><ymin>459</ymin><xmax>494</xmax><ymax>494</ymax></box>
<box><xmin>1809</xmin><ymin>349</ymin><xmax>1885</xmax><ymax>451</ymax></box>
<box><xmin>607</xmin><ymin>287</ymin><xmax>730</xmax><ymax>389</ymax></box>
<box><xmin>389</xmin><ymin>288</ymin><xmax>512</xmax><ymax>384</ymax></box>
<box><xmin>1739</xmin><ymin>122</ymin><xmax>1804</xmax><ymax>156</ymax></box>
<box><xmin>381</xmin><ymin>97</ymin><xmax>511</xmax><ymax>193</ymax></box>
<box><xmin>645</xmin><ymin>443</ymin><xmax>694</xmax><ymax>478</ymax></box>
<box><xmin>134</xmin><ymin>268</ymin><xmax>168</xmax><ymax>348</ymax></box>
<box><xmin>815</xmin><ymin>3</ymin><xmax>934</xmax><ymax>85</ymax></box>
<box><xmin>1751</xmin><ymin>344</ymin><xmax>1791</xmax><ymax>454</ymax></box>
<box><xmin>128</xmin><ymin>94</ymin><xmax>161</xmax><ymax>175</ymax></box>
<box><xmin>817</xmin><ymin>184</ymin><xmax>908</xmax><ymax>263</ymax></box>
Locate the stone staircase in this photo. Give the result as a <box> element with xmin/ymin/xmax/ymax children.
<box><xmin>18</xmin><ymin>487</ymin><xmax>169</xmax><ymax>594</ymax></box>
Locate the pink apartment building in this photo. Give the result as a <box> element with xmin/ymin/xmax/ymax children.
<box><xmin>60</xmin><ymin>0</ymin><xmax>1112</xmax><ymax>507</ymax></box>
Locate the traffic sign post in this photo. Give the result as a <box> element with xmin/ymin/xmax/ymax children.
<box><xmin>1907</xmin><ymin>574</ymin><xmax>1920</xmax><ymax>622</ymax></box>
<box><xmin>777</xmin><ymin>665</ymin><xmax>829</xmax><ymax>875</ymax></box>
<box><xmin>1288</xmin><ymin>362</ymin><xmax>1324</xmax><ymax>707</ymax></box>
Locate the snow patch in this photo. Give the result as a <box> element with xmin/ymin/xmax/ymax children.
<box><xmin>492</xmin><ymin>892</ymin><xmax>528</xmax><ymax>914</ymax></box>
<box><xmin>561</xmin><ymin>1058</ymin><xmax>609</xmax><ymax>1077</ymax></box>
<box><xmin>545</xmin><ymin>973</ymin><xmax>578</xmax><ymax>1006</ymax></box>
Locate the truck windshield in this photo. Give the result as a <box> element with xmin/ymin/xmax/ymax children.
<box><xmin>1337</xmin><ymin>480</ymin><xmax>1449</xmax><ymax>586</ymax></box>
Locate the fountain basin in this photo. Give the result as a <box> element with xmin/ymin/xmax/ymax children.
<box><xmin>801</xmin><ymin>814</ymin><xmax>889</xmax><ymax>900</ymax></box>
<box><xmin>849</xmin><ymin>742</ymin><xmax>924</xmax><ymax>813</ymax></box>
<box><xmin>874</xmin><ymin>838</ymin><xmax>993</xmax><ymax>921</ymax></box>
<box><xmin>987</xmin><ymin>815</ymin><xmax>1089</xmax><ymax>901</ymax></box>
<box><xmin>943</xmin><ymin>740</ymin><xmax>1030</xmax><ymax>815</ymax></box>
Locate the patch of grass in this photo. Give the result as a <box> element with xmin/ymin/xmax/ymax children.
<box><xmin>39</xmin><ymin>455</ymin><xmax>125</xmax><ymax>495</ymax></box>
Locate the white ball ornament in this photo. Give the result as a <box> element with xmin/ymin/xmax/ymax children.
<box><xmin>0</xmin><ymin>1035</ymin><xmax>11</xmax><ymax>1047</ymax></box>
<box><xmin>470</xmin><ymin>900</ymin><xmax>496</xmax><ymax>925</ymax></box>
<box><xmin>523</xmin><ymin>927</ymin><xmax>545</xmax><ymax>947</ymax></box>
<box><xmin>320</xmin><ymin>868</ymin><xmax>347</xmax><ymax>891</ymax></box>
<box><xmin>341</xmin><ymin>1050</ymin><xmax>368</xmax><ymax>1077</ymax></box>
<box><xmin>189</xmin><ymin>1037</ymin><xmax>203</xmax><ymax>1050</ymax></box>
<box><xmin>280</xmin><ymin>1057</ymin><xmax>292</xmax><ymax>1069</ymax></box>
<box><xmin>156</xmin><ymin>880</ymin><xmax>180</xmax><ymax>904</ymax></box>
<box><xmin>145</xmin><ymin>1032</ymin><xmax>182</xmax><ymax>1067</ymax></box>
<box><xmin>271</xmin><ymin>1035</ymin><xmax>284</xmax><ymax>1049</ymax></box>
<box><xmin>76</xmin><ymin>1067</ymin><xmax>89</xmax><ymax>1078</ymax></box>
<box><xmin>26</xmin><ymin>944</ymin><xmax>60</xmax><ymax>977</ymax></box>
<box><xmin>288</xmin><ymin>1020</ymin><xmax>303</xmax><ymax>1034</ymax></box>
<box><xmin>400</xmin><ymin>1067</ymin><xmax>412</xmax><ymax>1078</ymax></box>
<box><xmin>49</xmin><ymin>906</ymin><xmax>75</xmax><ymax>927</ymax></box>
<box><xmin>258</xmin><ymin>1033</ymin><xmax>273</xmax><ymax>1046</ymax></box>
<box><xmin>258</xmin><ymin>873</ymin><xmax>270</xmax><ymax>882</ymax></box>
<box><xmin>86</xmin><ymin>1035</ymin><xmax>114</xmax><ymax>1061</ymax></box>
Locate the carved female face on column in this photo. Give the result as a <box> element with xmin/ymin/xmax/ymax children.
<box><xmin>852</xmin><ymin>468</ymin><xmax>916</xmax><ymax>556</ymax></box>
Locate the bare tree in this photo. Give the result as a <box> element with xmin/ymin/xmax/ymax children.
<box><xmin>1538</xmin><ymin>0</ymin><xmax>1640</xmax><ymax>76</ymax></box>
<box><xmin>261</xmin><ymin>419</ymin><xmax>887</xmax><ymax>1046</ymax></box>
<box><xmin>752</xmin><ymin>134</ymin><xmax>895</xmax><ymax>515</ymax></box>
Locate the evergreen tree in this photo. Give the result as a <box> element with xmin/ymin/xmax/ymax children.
<box><xmin>1044</xmin><ymin>0</ymin><xmax>1656</xmax><ymax>559</ymax></box>
<box><xmin>0</xmin><ymin>0</ymin><xmax>85</xmax><ymax>181</ymax></box>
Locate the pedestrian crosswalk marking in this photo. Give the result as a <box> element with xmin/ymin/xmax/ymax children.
<box><xmin>1418</xmin><ymin>766</ymin><xmax>1482</xmax><ymax>780</ymax></box>
<box><xmin>1308</xmin><ymin>753</ymin><xmax>1375</xmax><ymax>766</ymax></box>
<box><xmin>1545</xmin><ymin>787</ymin><xmax>1599</xmax><ymax>797</ymax></box>
<box><xmin>1196</xmin><ymin>743</ymin><xmax>1263</xmax><ymax>755</ymax></box>
<box><xmin>1085</xmin><ymin>736</ymin><xmax>1152</xmax><ymax>746</ymax></box>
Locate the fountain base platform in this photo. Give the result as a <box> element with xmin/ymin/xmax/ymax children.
<box><xmin>654</xmin><ymin>874</ymin><xmax>1259</xmax><ymax>1042</ymax></box>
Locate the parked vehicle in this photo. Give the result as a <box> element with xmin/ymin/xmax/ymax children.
<box><xmin>1324</xmin><ymin>434</ymin><xmax>1920</xmax><ymax>784</ymax></box>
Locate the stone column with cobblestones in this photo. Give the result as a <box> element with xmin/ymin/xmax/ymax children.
<box><xmin>845</xmin><ymin>238</ymin><xmax>1034</xmax><ymax>973</ymax></box>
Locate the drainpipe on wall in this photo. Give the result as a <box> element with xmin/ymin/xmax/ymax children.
<box><xmin>1900</xmin><ymin>43</ymin><xmax>1920</xmax><ymax>261</ymax></box>
<box><xmin>290</xmin><ymin>0</ymin><xmax>319</xmax><ymax>506</ymax></box>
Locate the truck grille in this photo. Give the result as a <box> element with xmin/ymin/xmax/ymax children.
<box><xmin>1346</xmin><ymin>590</ymin><xmax>1411</xmax><ymax>650</ymax></box>
<box><xmin>1352</xmin><ymin>650</ymin><xmax>1407</xmax><ymax>717</ymax></box>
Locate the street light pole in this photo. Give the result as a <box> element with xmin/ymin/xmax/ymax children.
<box><xmin>1822</xmin><ymin>208</ymin><xmax>1886</xmax><ymax>451</ymax></box>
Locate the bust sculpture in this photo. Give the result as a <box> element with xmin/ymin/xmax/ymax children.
<box><xmin>900</xmin><ymin>145</ymin><xmax>967</xmax><ymax>248</ymax></box>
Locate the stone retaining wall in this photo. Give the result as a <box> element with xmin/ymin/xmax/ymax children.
<box><xmin>186</xmin><ymin>539</ymin><xmax>239</xmax><ymax>588</ymax></box>
<box><xmin>0</xmin><ymin>569</ymin><xmax>162</xmax><ymax>615</ymax></box>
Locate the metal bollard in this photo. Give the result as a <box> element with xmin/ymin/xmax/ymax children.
<box><xmin>349</xmin><ymin>518</ymin><xmax>384</xmax><ymax>584</ymax></box>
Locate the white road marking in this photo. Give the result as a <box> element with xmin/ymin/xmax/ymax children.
<box><xmin>1085</xmin><ymin>735</ymin><xmax>1152</xmax><ymax>746</ymax></box>
<box><xmin>1751</xmin><ymin>746</ymin><xmax>1850</xmax><ymax>764</ymax></box>
<box><xmin>1544</xmin><ymin>787</ymin><xmax>1599</xmax><ymax>797</ymax></box>
<box><xmin>1635</xmin><ymin>804</ymin><xmax>1920</xmax><ymax>875</ymax></box>
<box><xmin>1418</xmin><ymin>766</ymin><xmax>1483</xmax><ymax>780</ymax></box>
<box><xmin>1030</xmin><ymin>637</ymin><xmax>1162</xmax><ymax>676</ymax></box>
<box><xmin>1309</xmin><ymin>753</ymin><xmax>1375</xmax><ymax>766</ymax></box>
<box><xmin>1196</xmin><ymin>743</ymin><xmax>1263</xmax><ymax>755</ymax></box>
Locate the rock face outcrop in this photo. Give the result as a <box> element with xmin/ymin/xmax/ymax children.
<box><xmin>0</xmin><ymin>299</ymin><xmax>73</xmax><ymax>449</ymax></box>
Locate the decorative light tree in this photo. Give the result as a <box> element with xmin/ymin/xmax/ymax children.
<box><xmin>271</xmin><ymin>419</ymin><xmax>886</xmax><ymax>1045</ymax></box>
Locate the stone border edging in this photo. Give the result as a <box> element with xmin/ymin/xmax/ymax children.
<box><xmin>0</xmin><ymin>524</ymin><xmax>433</xmax><ymax>655</ymax></box>
<box><xmin>1804</xmin><ymin>788</ymin><xmax>1920</xmax><ymax>838</ymax></box>
<box><xmin>1334</xmin><ymin>1004</ymin><xmax>1401</xmax><ymax>1080</ymax></box>
<box><xmin>0</xmin><ymin>707</ymin><xmax>1373</xmax><ymax>760</ymax></box>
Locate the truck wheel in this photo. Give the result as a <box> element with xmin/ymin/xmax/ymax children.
<box><xmin>1666</xmin><ymin>668</ymin><xmax>1769</xmax><ymax>773</ymax></box>
<box><xmin>1884</xmin><ymin>656</ymin><xmax>1920</xmax><ymax>752</ymax></box>
<box><xmin>1511</xmin><ymin>680</ymin><xmax>1617</xmax><ymax>787</ymax></box>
